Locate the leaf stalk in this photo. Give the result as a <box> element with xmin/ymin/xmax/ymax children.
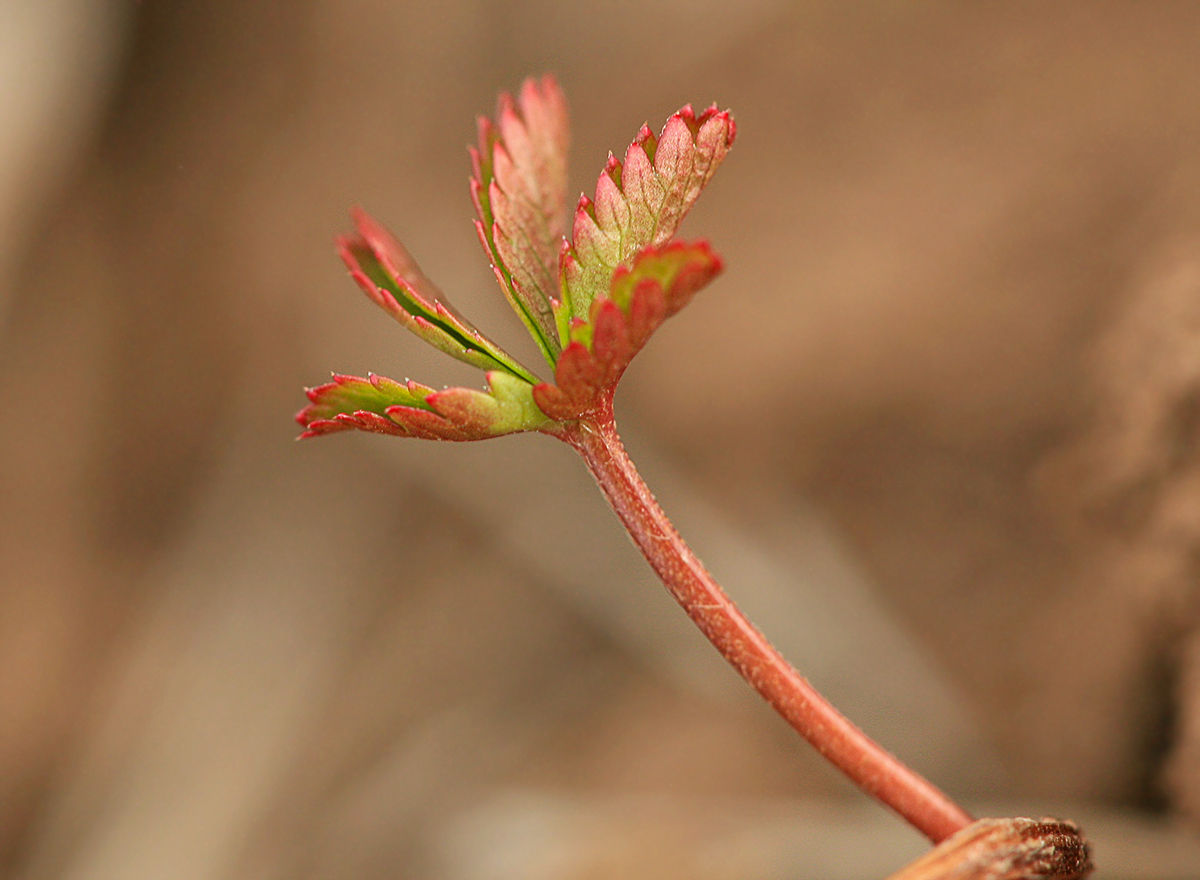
<box><xmin>552</xmin><ymin>397</ymin><xmax>974</xmax><ymax>845</ymax></box>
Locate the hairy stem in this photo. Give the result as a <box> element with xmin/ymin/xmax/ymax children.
<box><xmin>554</xmin><ymin>401</ymin><xmax>973</xmax><ymax>844</ymax></box>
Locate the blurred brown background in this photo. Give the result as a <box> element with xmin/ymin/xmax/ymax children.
<box><xmin>4</xmin><ymin>1</ymin><xmax>1200</xmax><ymax>877</ymax></box>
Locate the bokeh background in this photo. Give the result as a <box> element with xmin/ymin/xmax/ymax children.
<box><xmin>4</xmin><ymin>1</ymin><xmax>1200</xmax><ymax>877</ymax></box>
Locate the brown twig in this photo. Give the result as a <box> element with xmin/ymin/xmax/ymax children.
<box><xmin>884</xmin><ymin>818</ymin><xmax>1093</xmax><ymax>880</ymax></box>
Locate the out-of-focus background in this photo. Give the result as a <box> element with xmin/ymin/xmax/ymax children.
<box><xmin>4</xmin><ymin>1</ymin><xmax>1200</xmax><ymax>877</ymax></box>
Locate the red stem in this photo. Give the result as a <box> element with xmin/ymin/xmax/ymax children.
<box><xmin>553</xmin><ymin>402</ymin><xmax>973</xmax><ymax>845</ymax></box>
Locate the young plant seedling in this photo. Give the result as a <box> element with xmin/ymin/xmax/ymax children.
<box><xmin>298</xmin><ymin>76</ymin><xmax>1092</xmax><ymax>879</ymax></box>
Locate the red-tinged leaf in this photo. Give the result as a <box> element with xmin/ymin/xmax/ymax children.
<box><xmin>425</xmin><ymin>388</ymin><xmax>495</xmax><ymax>433</ymax></box>
<box><xmin>298</xmin><ymin>417</ymin><xmax>359</xmax><ymax>438</ymax></box>
<box><xmin>534</xmin><ymin>342</ymin><xmax>603</xmax><ymax>420</ymax></box>
<box><xmin>297</xmin><ymin>373</ymin><xmax>433</xmax><ymax>431</ymax></box>
<box><xmin>382</xmin><ymin>405</ymin><xmax>468</xmax><ymax>441</ymax></box>
<box><xmin>299</xmin><ymin>409</ymin><xmax>414</xmax><ymax>439</ymax></box>
<box><xmin>531</xmin><ymin>382</ymin><xmax>574</xmax><ymax>422</ymax></box>
<box><xmin>626</xmin><ymin>277</ymin><xmax>668</xmax><ymax>350</ymax></box>
<box><xmin>561</xmin><ymin>105</ymin><xmax>734</xmax><ymax>317</ymax></box>
<box><xmin>590</xmin><ymin>299</ymin><xmax>630</xmax><ymax>371</ymax></box>
<box><xmin>595</xmin><ymin>239</ymin><xmax>722</xmax><ymax>371</ymax></box>
<box><xmin>428</xmin><ymin>371</ymin><xmax>551</xmax><ymax>437</ymax></box>
<box><xmin>349</xmin><ymin>204</ymin><xmax>443</xmax><ymax>305</ymax></box>
<box><xmin>533</xmin><ymin>240</ymin><xmax>723</xmax><ymax>419</ymax></box>
<box><xmin>555</xmin><ymin>341</ymin><xmax>604</xmax><ymax>396</ymax></box>
<box><xmin>337</xmin><ymin>411</ymin><xmax>412</xmax><ymax>437</ymax></box>
<box><xmin>472</xmin><ymin>74</ymin><xmax>570</xmax><ymax>364</ymax></box>
<box><xmin>339</xmin><ymin>208</ymin><xmax>538</xmax><ymax>383</ymax></box>
<box><xmin>297</xmin><ymin>371</ymin><xmax>550</xmax><ymax>442</ymax></box>
<box><xmin>608</xmin><ymin>239</ymin><xmax>722</xmax><ymax>317</ymax></box>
